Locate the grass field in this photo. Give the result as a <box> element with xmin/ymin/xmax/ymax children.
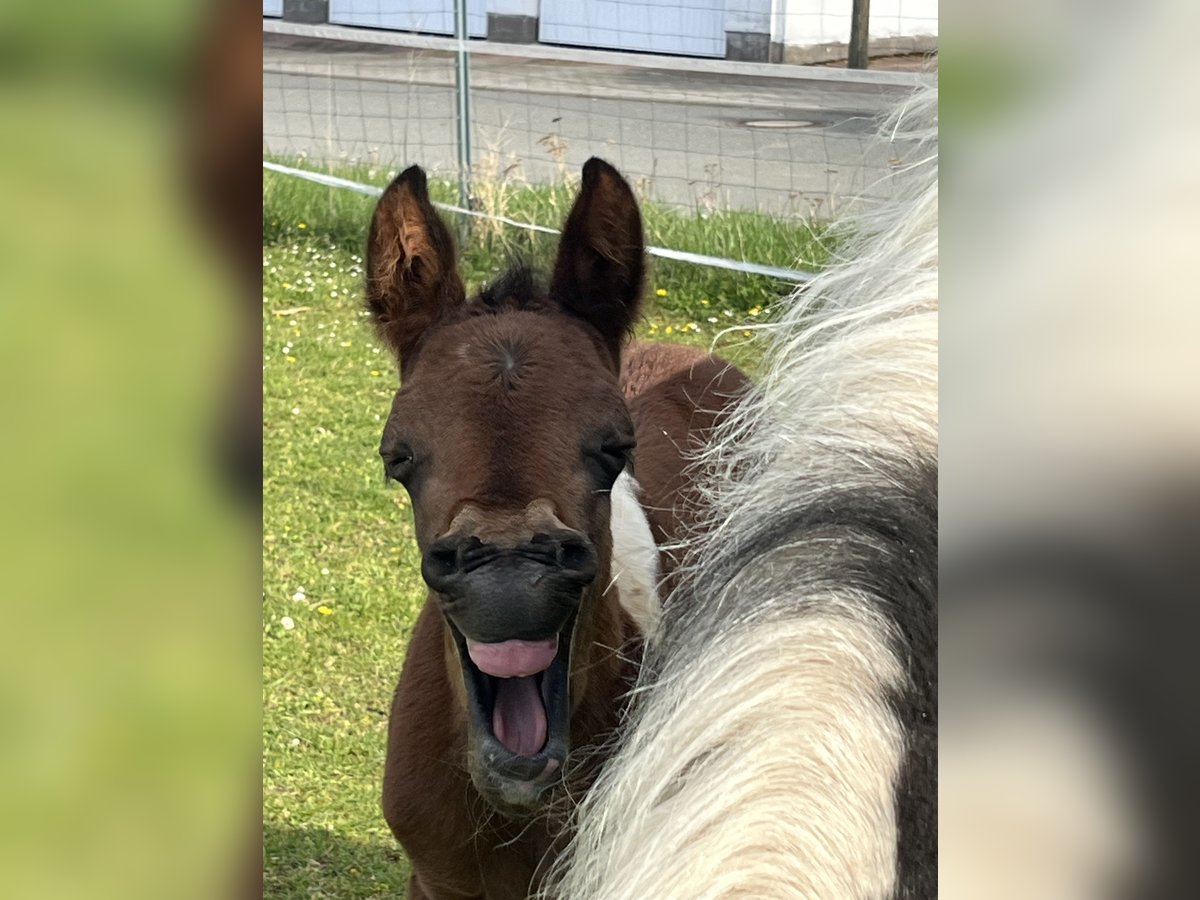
<box><xmin>262</xmin><ymin>169</ymin><xmax>833</xmax><ymax>897</ymax></box>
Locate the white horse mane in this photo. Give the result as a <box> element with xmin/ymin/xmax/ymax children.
<box><xmin>545</xmin><ymin>85</ymin><xmax>939</xmax><ymax>900</ymax></box>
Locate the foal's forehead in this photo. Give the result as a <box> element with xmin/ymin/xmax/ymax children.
<box><xmin>410</xmin><ymin>313</ymin><xmax>613</xmax><ymax>396</ymax></box>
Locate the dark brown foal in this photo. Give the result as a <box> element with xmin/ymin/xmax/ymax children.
<box><xmin>363</xmin><ymin>159</ymin><xmax>748</xmax><ymax>899</ymax></box>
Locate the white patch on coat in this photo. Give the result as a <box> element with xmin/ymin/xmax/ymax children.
<box><xmin>609</xmin><ymin>471</ymin><xmax>660</xmax><ymax>637</ymax></box>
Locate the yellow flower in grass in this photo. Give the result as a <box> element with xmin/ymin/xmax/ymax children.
<box><xmin>298</xmin><ymin>222</ymin><xmax>308</xmax><ymax>230</ymax></box>
<box><xmin>317</xmin><ymin>606</ymin><xmax>333</xmax><ymax>616</ymax></box>
<box><xmin>655</xmin><ymin>288</ymin><xmax>667</xmax><ymax>297</ymax></box>
<box><xmin>664</xmin><ymin>325</ymin><xmax>674</xmax><ymax>334</ymax></box>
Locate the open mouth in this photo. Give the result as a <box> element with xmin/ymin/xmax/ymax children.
<box><xmin>449</xmin><ymin>618</ymin><xmax>573</xmax><ymax>808</ymax></box>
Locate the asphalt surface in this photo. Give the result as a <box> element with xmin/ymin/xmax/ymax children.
<box><xmin>264</xmin><ymin>35</ymin><xmax>927</xmax><ymax>216</ymax></box>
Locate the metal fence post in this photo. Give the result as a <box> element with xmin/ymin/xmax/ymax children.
<box><xmin>849</xmin><ymin>0</ymin><xmax>871</xmax><ymax>69</ymax></box>
<box><xmin>454</xmin><ymin>0</ymin><xmax>473</xmax><ymax>232</ymax></box>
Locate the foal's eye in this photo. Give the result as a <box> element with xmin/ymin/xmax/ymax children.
<box><xmin>383</xmin><ymin>444</ymin><xmax>416</xmax><ymax>485</ymax></box>
<box><xmin>587</xmin><ymin>437</ymin><xmax>635</xmax><ymax>487</ymax></box>
<box><xmin>601</xmin><ymin>439</ymin><xmax>635</xmax><ymax>462</ymax></box>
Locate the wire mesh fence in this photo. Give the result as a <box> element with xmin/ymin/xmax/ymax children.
<box><xmin>263</xmin><ymin>5</ymin><xmax>935</xmax><ymax>238</ymax></box>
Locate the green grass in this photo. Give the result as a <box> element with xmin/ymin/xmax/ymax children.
<box><xmin>263</xmin><ymin>234</ymin><xmax>421</xmax><ymax>897</ymax></box>
<box><xmin>262</xmin><ymin>168</ymin><xmax>834</xmax><ymax>897</ymax></box>
<box><xmin>264</xmin><ymin>161</ymin><xmax>838</xmax><ymax>325</ymax></box>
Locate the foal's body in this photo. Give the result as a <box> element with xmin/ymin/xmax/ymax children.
<box><xmin>364</xmin><ymin>160</ymin><xmax>747</xmax><ymax>899</ymax></box>
<box><xmin>383</xmin><ymin>341</ymin><xmax>743</xmax><ymax>900</ymax></box>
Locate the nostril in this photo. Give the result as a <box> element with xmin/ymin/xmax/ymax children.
<box><xmin>423</xmin><ymin>539</ymin><xmax>464</xmax><ymax>587</ymax></box>
<box><xmin>423</xmin><ymin>536</ymin><xmax>492</xmax><ymax>590</ymax></box>
<box><xmin>557</xmin><ymin>538</ymin><xmax>595</xmax><ymax>575</ymax></box>
<box><xmin>429</xmin><ymin>546</ymin><xmax>458</xmax><ymax>574</ymax></box>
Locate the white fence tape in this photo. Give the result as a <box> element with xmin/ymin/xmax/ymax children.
<box><xmin>264</xmin><ymin>161</ymin><xmax>815</xmax><ymax>283</ymax></box>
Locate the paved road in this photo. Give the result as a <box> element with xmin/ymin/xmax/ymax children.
<box><xmin>264</xmin><ymin>35</ymin><xmax>926</xmax><ymax>216</ymax></box>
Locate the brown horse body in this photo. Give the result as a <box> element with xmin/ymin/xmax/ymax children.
<box><xmin>365</xmin><ymin>160</ymin><xmax>747</xmax><ymax>899</ymax></box>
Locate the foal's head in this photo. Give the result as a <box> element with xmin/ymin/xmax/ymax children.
<box><xmin>367</xmin><ymin>159</ymin><xmax>645</xmax><ymax>812</ymax></box>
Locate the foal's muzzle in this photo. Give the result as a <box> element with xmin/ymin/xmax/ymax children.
<box><xmin>421</xmin><ymin>529</ymin><xmax>596</xmax><ymax>812</ymax></box>
<box><xmin>421</xmin><ymin>531</ymin><xmax>597</xmax><ymax>640</ymax></box>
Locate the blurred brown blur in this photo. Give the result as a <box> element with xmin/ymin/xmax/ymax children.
<box><xmin>188</xmin><ymin>0</ymin><xmax>265</xmax><ymax>502</ymax></box>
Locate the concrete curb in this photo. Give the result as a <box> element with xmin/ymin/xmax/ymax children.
<box><xmin>773</xmin><ymin>35</ymin><xmax>938</xmax><ymax>66</ymax></box>
<box><xmin>266</xmin><ymin>63</ymin><xmax>774</xmax><ymax>110</ymax></box>
<box><xmin>262</xmin><ymin>58</ymin><xmax>904</xmax><ymax>112</ymax></box>
<box><xmin>263</xmin><ymin>20</ymin><xmax>936</xmax><ymax>89</ymax></box>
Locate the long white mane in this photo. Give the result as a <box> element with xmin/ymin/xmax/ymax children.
<box><xmin>546</xmin><ymin>86</ymin><xmax>939</xmax><ymax>900</ymax></box>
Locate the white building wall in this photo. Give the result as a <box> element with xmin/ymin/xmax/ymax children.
<box><xmin>772</xmin><ymin>0</ymin><xmax>938</xmax><ymax>46</ymax></box>
<box><xmin>726</xmin><ymin>0</ymin><xmax>772</xmax><ymax>34</ymax></box>
<box><xmin>265</xmin><ymin>1</ymin><xmax>936</xmax><ymax>55</ymax></box>
<box><xmin>539</xmin><ymin>0</ymin><xmax>726</xmax><ymax>58</ymax></box>
<box><xmin>328</xmin><ymin>0</ymin><xmax>487</xmax><ymax>36</ymax></box>
<box><xmin>488</xmin><ymin>0</ymin><xmax>539</xmax><ymax>15</ymax></box>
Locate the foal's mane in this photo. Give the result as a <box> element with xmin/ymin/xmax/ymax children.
<box><xmin>473</xmin><ymin>263</ymin><xmax>545</xmax><ymax>315</ymax></box>
<box><xmin>462</xmin><ymin>262</ymin><xmax>626</xmax><ymax>369</ymax></box>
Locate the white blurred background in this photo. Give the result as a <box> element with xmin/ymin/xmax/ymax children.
<box><xmin>942</xmin><ymin>1</ymin><xmax>1199</xmax><ymax>896</ymax></box>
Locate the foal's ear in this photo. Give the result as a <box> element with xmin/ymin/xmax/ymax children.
<box><xmin>550</xmin><ymin>158</ymin><xmax>645</xmax><ymax>362</ymax></box>
<box><xmin>366</xmin><ymin>166</ymin><xmax>465</xmax><ymax>365</ymax></box>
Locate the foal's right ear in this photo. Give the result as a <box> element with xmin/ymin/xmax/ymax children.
<box><xmin>550</xmin><ymin>158</ymin><xmax>645</xmax><ymax>364</ymax></box>
<box><xmin>366</xmin><ymin>166</ymin><xmax>465</xmax><ymax>365</ymax></box>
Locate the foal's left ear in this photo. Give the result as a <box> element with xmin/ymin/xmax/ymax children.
<box><xmin>366</xmin><ymin>166</ymin><xmax>465</xmax><ymax>367</ymax></box>
<box><xmin>550</xmin><ymin>158</ymin><xmax>645</xmax><ymax>363</ymax></box>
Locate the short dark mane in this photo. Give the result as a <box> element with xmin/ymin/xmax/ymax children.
<box><xmin>473</xmin><ymin>263</ymin><xmax>547</xmax><ymax>315</ymax></box>
<box><xmin>468</xmin><ymin>262</ymin><xmax>634</xmax><ymax>370</ymax></box>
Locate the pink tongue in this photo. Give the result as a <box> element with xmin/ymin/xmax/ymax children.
<box><xmin>492</xmin><ymin>676</ymin><xmax>547</xmax><ymax>757</ymax></box>
<box><xmin>467</xmin><ymin>637</ymin><xmax>558</xmax><ymax>678</ymax></box>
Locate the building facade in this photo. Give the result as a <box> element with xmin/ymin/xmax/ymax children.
<box><xmin>264</xmin><ymin>0</ymin><xmax>937</xmax><ymax>63</ymax></box>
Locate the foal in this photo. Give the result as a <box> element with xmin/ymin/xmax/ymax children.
<box><xmin>365</xmin><ymin>159</ymin><xmax>747</xmax><ymax>899</ymax></box>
